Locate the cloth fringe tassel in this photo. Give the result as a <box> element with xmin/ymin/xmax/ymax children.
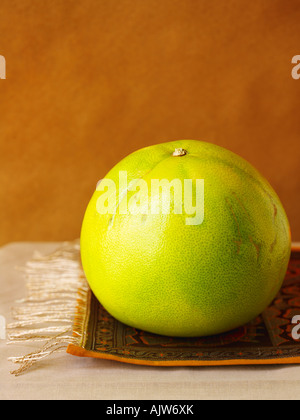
<box><xmin>7</xmin><ymin>240</ymin><xmax>89</xmax><ymax>376</ymax></box>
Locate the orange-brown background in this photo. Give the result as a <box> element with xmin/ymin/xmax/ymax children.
<box><xmin>0</xmin><ymin>0</ymin><xmax>299</xmax><ymax>246</ymax></box>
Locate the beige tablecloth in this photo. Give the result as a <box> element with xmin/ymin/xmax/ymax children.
<box><xmin>1</xmin><ymin>242</ymin><xmax>300</xmax><ymax>400</ymax></box>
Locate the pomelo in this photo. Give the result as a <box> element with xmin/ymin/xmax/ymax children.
<box><xmin>80</xmin><ymin>140</ymin><xmax>291</xmax><ymax>337</ymax></box>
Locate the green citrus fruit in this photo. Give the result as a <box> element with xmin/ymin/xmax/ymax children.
<box><xmin>80</xmin><ymin>140</ymin><xmax>291</xmax><ymax>337</ymax></box>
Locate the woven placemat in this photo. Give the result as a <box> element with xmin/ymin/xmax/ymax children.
<box><xmin>8</xmin><ymin>241</ymin><xmax>300</xmax><ymax>375</ymax></box>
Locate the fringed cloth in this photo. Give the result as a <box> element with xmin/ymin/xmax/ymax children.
<box><xmin>7</xmin><ymin>241</ymin><xmax>88</xmax><ymax>376</ymax></box>
<box><xmin>7</xmin><ymin>241</ymin><xmax>300</xmax><ymax>375</ymax></box>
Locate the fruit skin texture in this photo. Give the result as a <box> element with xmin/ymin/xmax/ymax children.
<box><xmin>80</xmin><ymin>140</ymin><xmax>291</xmax><ymax>337</ymax></box>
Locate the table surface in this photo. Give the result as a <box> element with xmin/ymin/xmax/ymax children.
<box><xmin>1</xmin><ymin>241</ymin><xmax>300</xmax><ymax>400</ymax></box>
